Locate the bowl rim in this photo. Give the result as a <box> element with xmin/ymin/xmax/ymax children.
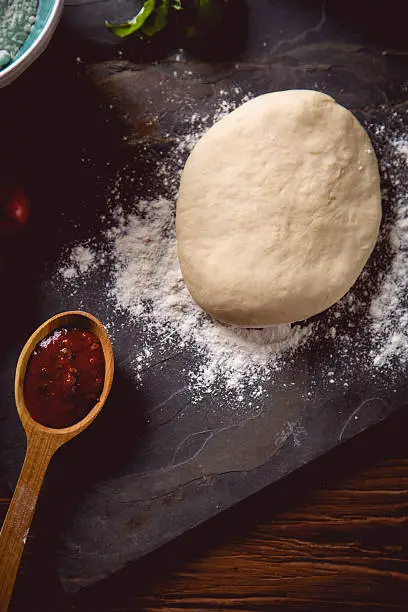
<box><xmin>0</xmin><ymin>0</ymin><xmax>64</xmax><ymax>86</ymax></box>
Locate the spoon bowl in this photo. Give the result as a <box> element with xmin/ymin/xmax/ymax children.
<box><xmin>15</xmin><ymin>310</ymin><xmax>114</xmax><ymax>440</ymax></box>
<box><xmin>0</xmin><ymin>311</ymin><xmax>114</xmax><ymax>611</ymax></box>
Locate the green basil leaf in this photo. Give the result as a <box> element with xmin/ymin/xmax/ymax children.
<box><xmin>142</xmin><ymin>0</ymin><xmax>169</xmax><ymax>36</ymax></box>
<box><xmin>106</xmin><ymin>0</ymin><xmax>156</xmax><ymax>38</ymax></box>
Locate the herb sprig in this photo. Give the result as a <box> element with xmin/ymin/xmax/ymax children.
<box><xmin>106</xmin><ymin>0</ymin><xmax>215</xmax><ymax>39</ymax></box>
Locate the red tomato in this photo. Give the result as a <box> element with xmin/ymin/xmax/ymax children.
<box><xmin>0</xmin><ymin>182</ymin><xmax>30</xmax><ymax>233</ymax></box>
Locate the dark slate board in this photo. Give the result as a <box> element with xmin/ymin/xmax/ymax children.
<box><xmin>1</xmin><ymin>0</ymin><xmax>408</xmax><ymax>593</ymax></box>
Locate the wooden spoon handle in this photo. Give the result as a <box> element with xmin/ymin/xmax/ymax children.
<box><xmin>0</xmin><ymin>433</ymin><xmax>58</xmax><ymax>611</ymax></box>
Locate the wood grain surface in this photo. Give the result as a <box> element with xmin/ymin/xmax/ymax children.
<box><xmin>1</xmin><ymin>404</ymin><xmax>407</xmax><ymax>611</ymax></box>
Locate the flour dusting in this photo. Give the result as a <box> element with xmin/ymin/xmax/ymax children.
<box><xmin>59</xmin><ymin>245</ymin><xmax>97</xmax><ymax>280</ymax></box>
<box><xmin>368</xmin><ymin>117</ymin><xmax>408</xmax><ymax>368</ymax></box>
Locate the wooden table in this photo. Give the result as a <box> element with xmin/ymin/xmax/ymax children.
<box><xmin>1</xmin><ymin>405</ymin><xmax>407</xmax><ymax>611</ymax></box>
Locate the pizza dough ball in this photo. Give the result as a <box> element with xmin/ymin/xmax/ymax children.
<box><xmin>176</xmin><ymin>90</ymin><xmax>381</xmax><ymax>326</ymax></box>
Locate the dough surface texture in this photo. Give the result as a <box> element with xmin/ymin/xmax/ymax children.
<box><xmin>176</xmin><ymin>90</ymin><xmax>381</xmax><ymax>326</ymax></box>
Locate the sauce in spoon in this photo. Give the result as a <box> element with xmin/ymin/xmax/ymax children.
<box><xmin>24</xmin><ymin>327</ymin><xmax>105</xmax><ymax>428</ymax></box>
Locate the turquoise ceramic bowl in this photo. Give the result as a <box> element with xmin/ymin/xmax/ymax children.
<box><xmin>0</xmin><ymin>0</ymin><xmax>64</xmax><ymax>88</ymax></box>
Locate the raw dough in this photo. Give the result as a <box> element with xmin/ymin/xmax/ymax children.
<box><xmin>176</xmin><ymin>90</ymin><xmax>381</xmax><ymax>326</ymax></box>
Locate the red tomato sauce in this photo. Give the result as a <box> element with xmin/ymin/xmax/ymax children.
<box><xmin>24</xmin><ymin>327</ymin><xmax>105</xmax><ymax>429</ymax></box>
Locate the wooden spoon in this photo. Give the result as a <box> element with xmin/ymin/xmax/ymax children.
<box><xmin>0</xmin><ymin>311</ymin><xmax>114</xmax><ymax>611</ymax></box>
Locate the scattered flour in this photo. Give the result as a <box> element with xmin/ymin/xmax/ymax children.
<box><xmin>39</xmin><ymin>329</ymin><xmax>63</xmax><ymax>349</ymax></box>
<box><xmin>367</xmin><ymin>115</ymin><xmax>408</xmax><ymax>368</ymax></box>
<box><xmin>59</xmin><ymin>245</ymin><xmax>96</xmax><ymax>280</ymax></box>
